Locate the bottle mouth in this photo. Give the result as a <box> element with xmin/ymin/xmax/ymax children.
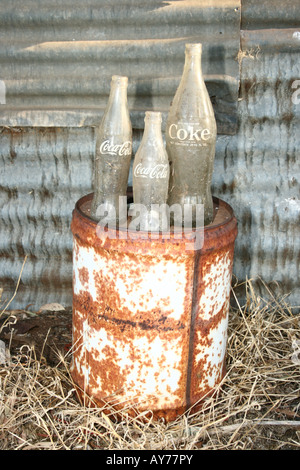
<box><xmin>185</xmin><ymin>43</ymin><xmax>202</xmax><ymax>53</ymax></box>
<box><xmin>111</xmin><ymin>75</ymin><xmax>128</xmax><ymax>85</ymax></box>
<box><xmin>144</xmin><ymin>111</ymin><xmax>162</xmax><ymax>122</ymax></box>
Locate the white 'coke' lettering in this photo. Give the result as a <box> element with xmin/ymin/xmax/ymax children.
<box><xmin>168</xmin><ymin>123</ymin><xmax>211</xmax><ymax>141</ymax></box>
<box><xmin>99</xmin><ymin>140</ymin><xmax>132</xmax><ymax>156</ymax></box>
<box><xmin>134</xmin><ymin>163</ymin><xmax>168</xmax><ymax>179</ymax></box>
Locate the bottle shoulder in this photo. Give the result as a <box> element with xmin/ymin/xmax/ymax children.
<box><xmin>170</xmin><ymin>94</ymin><xmax>214</xmax><ymax>118</ymax></box>
<box><xmin>97</xmin><ymin>116</ymin><xmax>132</xmax><ymax>137</ymax></box>
<box><xmin>168</xmin><ymin>75</ymin><xmax>215</xmax><ymax>120</ymax></box>
<box><xmin>135</xmin><ymin>144</ymin><xmax>168</xmax><ymax>163</ymax></box>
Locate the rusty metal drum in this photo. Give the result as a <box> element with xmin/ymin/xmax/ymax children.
<box><xmin>70</xmin><ymin>193</ymin><xmax>237</xmax><ymax>421</ymax></box>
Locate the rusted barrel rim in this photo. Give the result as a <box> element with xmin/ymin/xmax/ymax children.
<box><xmin>71</xmin><ymin>192</ymin><xmax>237</xmax><ymax>253</ymax></box>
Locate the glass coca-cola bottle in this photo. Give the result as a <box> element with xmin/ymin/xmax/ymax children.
<box><xmin>91</xmin><ymin>75</ymin><xmax>132</xmax><ymax>225</ymax></box>
<box><xmin>166</xmin><ymin>43</ymin><xmax>217</xmax><ymax>227</ymax></box>
<box><xmin>132</xmin><ymin>111</ymin><xmax>169</xmax><ymax>232</ymax></box>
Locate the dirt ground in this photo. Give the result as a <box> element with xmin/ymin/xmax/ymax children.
<box><xmin>0</xmin><ymin>307</ymin><xmax>73</xmax><ymax>366</ymax></box>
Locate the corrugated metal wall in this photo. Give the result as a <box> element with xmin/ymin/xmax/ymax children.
<box><xmin>0</xmin><ymin>0</ymin><xmax>299</xmax><ymax>310</ymax></box>
<box><xmin>213</xmin><ymin>0</ymin><xmax>300</xmax><ymax>307</ymax></box>
<box><xmin>0</xmin><ymin>0</ymin><xmax>240</xmax><ymax>133</ymax></box>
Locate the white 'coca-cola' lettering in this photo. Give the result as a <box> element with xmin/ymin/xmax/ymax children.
<box><xmin>168</xmin><ymin>124</ymin><xmax>211</xmax><ymax>141</ymax></box>
<box><xmin>99</xmin><ymin>140</ymin><xmax>132</xmax><ymax>156</ymax></box>
<box><xmin>134</xmin><ymin>163</ymin><xmax>168</xmax><ymax>179</ymax></box>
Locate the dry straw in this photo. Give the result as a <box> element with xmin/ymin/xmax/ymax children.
<box><xmin>0</xmin><ymin>273</ymin><xmax>299</xmax><ymax>450</ymax></box>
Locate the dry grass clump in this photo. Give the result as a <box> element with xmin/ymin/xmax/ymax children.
<box><xmin>0</xmin><ymin>278</ymin><xmax>299</xmax><ymax>450</ymax></box>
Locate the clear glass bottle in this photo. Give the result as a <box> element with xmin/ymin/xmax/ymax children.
<box><xmin>91</xmin><ymin>75</ymin><xmax>132</xmax><ymax>225</ymax></box>
<box><xmin>132</xmin><ymin>111</ymin><xmax>169</xmax><ymax>232</ymax></box>
<box><xmin>166</xmin><ymin>43</ymin><xmax>217</xmax><ymax>227</ymax></box>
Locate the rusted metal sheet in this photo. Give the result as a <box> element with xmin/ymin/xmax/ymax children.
<box><xmin>0</xmin><ymin>0</ymin><xmax>240</xmax><ymax>134</ymax></box>
<box><xmin>70</xmin><ymin>194</ymin><xmax>237</xmax><ymax>420</ymax></box>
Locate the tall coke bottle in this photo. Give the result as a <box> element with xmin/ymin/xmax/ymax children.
<box><xmin>166</xmin><ymin>43</ymin><xmax>217</xmax><ymax>227</ymax></box>
<box><xmin>91</xmin><ymin>75</ymin><xmax>132</xmax><ymax>225</ymax></box>
<box><xmin>132</xmin><ymin>111</ymin><xmax>169</xmax><ymax>232</ymax></box>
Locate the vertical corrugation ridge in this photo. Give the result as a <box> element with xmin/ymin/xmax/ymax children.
<box><xmin>185</xmin><ymin>250</ymin><xmax>200</xmax><ymax>411</ymax></box>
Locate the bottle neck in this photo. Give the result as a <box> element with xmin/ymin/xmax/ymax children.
<box><xmin>182</xmin><ymin>46</ymin><xmax>202</xmax><ymax>80</ymax></box>
<box><xmin>143</xmin><ymin>112</ymin><xmax>162</xmax><ymax>141</ymax></box>
<box><xmin>107</xmin><ymin>76</ymin><xmax>128</xmax><ymax>110</ymax></box>
<box><xmin>108</xmin><ymin>85</ymin><xmax>128</xmax><ymax>106</ymax></box>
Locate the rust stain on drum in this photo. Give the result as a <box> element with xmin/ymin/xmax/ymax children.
<box><xmin>70</xmin><ymin>193</ymin><xmax>237</xmax><ymax>421</ymax></box>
